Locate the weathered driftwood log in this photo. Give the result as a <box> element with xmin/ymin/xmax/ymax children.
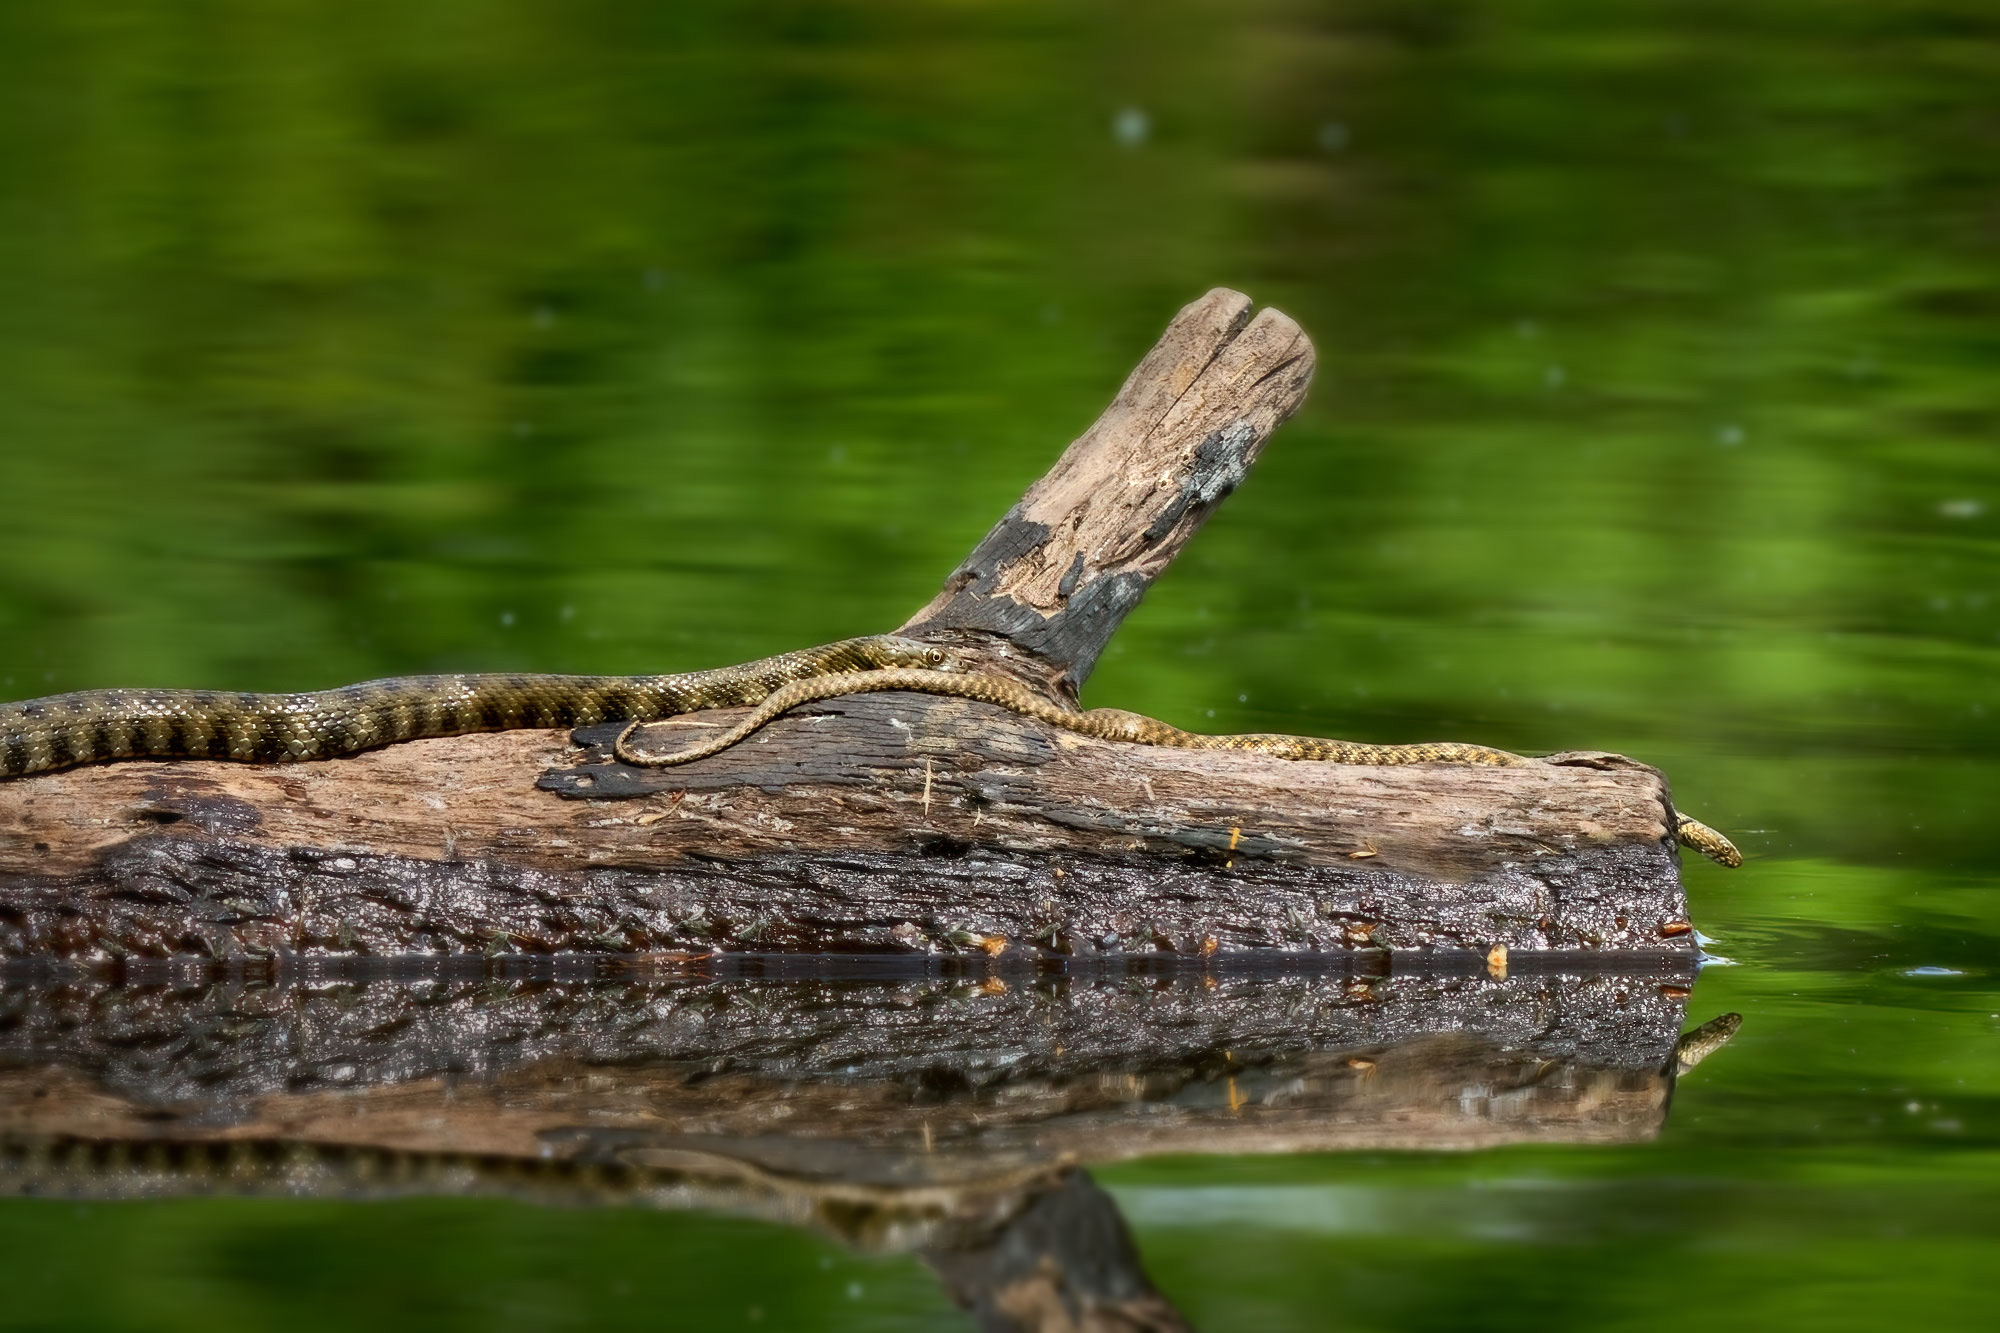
<box><xmin>0</xmin><ymin>289</ymin><xmax>1700</xmax><ymax>965</ymax></box>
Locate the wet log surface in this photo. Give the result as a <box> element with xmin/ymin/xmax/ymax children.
<box><xmin>0</xmin><ymin>289</ymin><xmax>1705</xmax><ymax>964</ymax></box>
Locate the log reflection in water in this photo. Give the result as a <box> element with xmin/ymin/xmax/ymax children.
<box><xmin>0</xmin><ymin>960</ymin><xmax>1735</xmax><ymax>1331</ymax></box>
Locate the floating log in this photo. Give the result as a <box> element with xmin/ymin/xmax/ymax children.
<box><xmin>0</xmin><ymin>290</ymin><xmax>1702</xmax><ymax>965</ymax></box>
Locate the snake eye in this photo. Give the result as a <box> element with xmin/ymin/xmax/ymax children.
<box><xmin>923</xmin><ymin>647</ymin><xmax>947</xmax><ymax>666</ymax></box>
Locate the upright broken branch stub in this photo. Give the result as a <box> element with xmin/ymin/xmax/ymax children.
<box><xmin>0</xmin><ymin>288</ymin><xmax>1701</xmax><ymax>964</ymax></box>
<box><xmin>898</xmin><ymin>289</ymin><xmax>1313</xmax><ymax>697</ymax></box>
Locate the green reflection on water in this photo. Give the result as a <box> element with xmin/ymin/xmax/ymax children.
<box><xmin>1</xmin><ymin>0</ymin><xmax>1996</xmax><ymax>1328</ymax></box>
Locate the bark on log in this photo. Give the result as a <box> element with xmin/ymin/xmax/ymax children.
<box><xmin>899</xmin><ymin>288</ymin><xmax>1313</xmax><ymax>696</ymax></box>
<box><xmin>0</xmin><ymin>289</ymin><xmax>1702</xmax><ymax>965</ymax></box>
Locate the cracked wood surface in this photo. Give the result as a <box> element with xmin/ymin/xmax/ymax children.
<box><xmin>0</xmin><ymin>691</ymin><xmax>1695</xmax><ymax>960</ymax></box>
<box><xmin>899</xmin><ymin>288</ymin><xmax>1314</xmax><ymax>696</ymax></box>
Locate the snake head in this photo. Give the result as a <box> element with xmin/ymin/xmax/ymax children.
<box><xmin>870</xmin><ymin>635</ymin><xmax>974</xmax><ymax>673</ymax></box>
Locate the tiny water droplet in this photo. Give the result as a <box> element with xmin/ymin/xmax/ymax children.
<box><xmin>1112</xmin><ymin>107</ymin><xmax>1150</xmax><ymax>148</ymax></box>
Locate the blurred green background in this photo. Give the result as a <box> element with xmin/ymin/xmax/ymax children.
<box><xmin>1</xmin><ymin>0</ymin><xmax>1996</xmax><ymax>1328</ymax></box>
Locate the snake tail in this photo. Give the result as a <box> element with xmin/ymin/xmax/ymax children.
<box><xmin>1674</xmin><ymin>816</ymin><xmax>1742</xmax><ymax>868</ymax></box>
<box><xmin>1673</xmin><ymin>1012</ymin><xmax>1744</xmax><ymax>1074</ymax></box>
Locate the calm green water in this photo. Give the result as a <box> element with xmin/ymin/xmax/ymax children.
<box><xmin>2</xmin><ymin>1</ymin><xmax>1997</xmax><ymax>1328</ymax></box>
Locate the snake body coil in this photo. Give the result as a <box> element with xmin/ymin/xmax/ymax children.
<box><xmin>614</xmin><ymin>668</ymin><xmax>1523</xmax><ymax>767</ymax></box>
<box><xmin>612</xmin><ymin>667</ymin><xmax>1742</xmax><ymax>866</ymax></box>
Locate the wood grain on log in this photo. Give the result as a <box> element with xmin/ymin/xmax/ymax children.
<box><xmin>899</xmin><ymin>289</ymin><xmax>1314</xmax><ymax>696</ymax></box>
<box><xmin>0</xmin><ymin>290</ymin><xmax>1703</xmax><ymax>964</ymax></box>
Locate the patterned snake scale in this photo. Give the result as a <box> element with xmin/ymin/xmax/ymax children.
<box><xmin>1672</xmin><ymin>1012</ymin><xmax>1744</xmax><ymax>1075</ymax></box>
<box><xmin>0</xmin><ymin>637</ymin><xmax>1739</xmax><ymax>866</ymax></box>
<box><xmin>0</xmin><ymin>636</ymin><xmax>951</xmax><ymax>778</ymax></box>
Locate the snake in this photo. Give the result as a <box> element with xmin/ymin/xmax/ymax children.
<box><xmin>609</xmin><ymin>666</ymin><xmax>1744</xmax><ymax>867</ymax></box>
<box><xmin>0</xmin><ymin>635</ymin><xmax>957</xmax><ymax>779</ymax></box>
<box><xmin>0</xmin><ymin>637</ymin><xmax>1739</xmax><ymax>866</ymax></box>
<box><xmin>1672</xmin><ymin>1012</ymin><xmax>1743</xmax><ymax>1075</ymax></box>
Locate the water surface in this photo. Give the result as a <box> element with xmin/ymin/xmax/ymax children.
<box><xmin>1</xmin><ymin>1</ymin><xmax>1996</xmax><ymax>1328</ymax></box>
